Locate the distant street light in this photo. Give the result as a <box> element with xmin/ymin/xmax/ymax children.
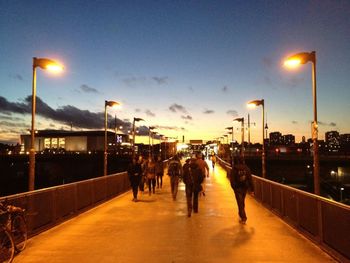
<box><xmin>132</xmin><ymin>117</ymin><xmax>144</xmax><ymax>157</ymax></box>
<box><xmin>284</xmin><ymin>51</ymin><xmax>319</xmax><ymax>195</ymax></box>
<box><xmin>148</xmin><ymin>126</ymin><xmax>155</xmax><ymax>157</ymax></box>
<box><xmin>104</xmin><ymin>100</ymin><xmax>120</xmax><ymax>177</ymax></box>
<box><xmin>233</xmin><ymin>117</ymin><xmax>244</xmax><ymax>158</ymax></box>
<box><xmin>247</xmin><ymin>99</ymin><xmax>266</xmax><ymax>178</ymax></box>
<box><xmin>29</xmin><ymin>57</ymin><xmax>63</xmax><ymax>191</ymax></box>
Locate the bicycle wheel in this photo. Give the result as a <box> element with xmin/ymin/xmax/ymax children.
<box><xmin>11</xmin><ymin>215</ymin><xmax>27</xmax><ymax>252</ymax></box>
<box><xmin>0</xmin><ymin>229</ymin><xmax>14</xmax><ymax>263</ymax></box>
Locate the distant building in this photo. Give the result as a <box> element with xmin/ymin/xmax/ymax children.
<box><xmin>20</xmin><ymin>130</ymin><xmax>130</xmax><ymax>153</ymax></box>
<box><xmin>283</xmin><ymin>134</ymin><xmax>295</xmax><ymax>145</ymax></box>
<box><xmin>269</xmin><ymin>132</ymin><xmax>283</xmax><ymax>145</ymax></box>
<box><xmin>325</xmin><ymin>131</ymin><xmax>340</xmax><ymax>153</ymax></box>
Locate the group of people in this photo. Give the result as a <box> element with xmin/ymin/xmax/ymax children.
<box><xmin>127</xmin><ymin>152</ymin><xmax>255</xmax><ymax>224</ymax></box>
<box><xmin>127</xmin><ymin>155</ymin><xmax>164</xmax><ymax>202</ymax></box>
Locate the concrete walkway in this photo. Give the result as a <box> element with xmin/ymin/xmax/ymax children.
<box><xmin>14</xmin><ymin>161</ymin><xmax>336</xmax><ymax>263</ymax></box>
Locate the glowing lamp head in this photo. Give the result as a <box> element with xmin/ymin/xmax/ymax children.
<box><xmin>247</xmin><ymin>99</ymin><xmax>264</xmax><ymax>108</ymax></box>
<box><xmin>284</xmin><ymin>58</ymin><xmax>302</xmax><ymax>68</ymax></box>
<box><xmin>33</xmin><ymin>57</ymin><xmax>64</xmax><ymax>73</ymax></box>
<box><xmin>105</xmin><ymin>100</ymin><xmax>121</xmax><ymax>108</ymax></box>
<box><xmin>284</xmin><ymin>52</ymin><xmax>315</xmax><ymax>68</ymax></box>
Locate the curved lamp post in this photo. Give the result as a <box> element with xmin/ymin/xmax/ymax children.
<box><xmin>284</xmin><ymin>51</ymin><xmax>319</xmax><ymax>195</ymax></box>
<box><xmin>233</xmin><ymin>117</ymin><xmax>245</xmax><ymax>158</ymax></box>
<box><xmin>29</xmin><ymin>57</ymin><xmax>63</xmax><ymax>191</ymax></box>
<box><xmin>148</xmin><ymin>126</ymin><xmax>155</xmax><ymax>157</ymax></box>
<box><xmin>247</xmin><ymin>99</ymin><xmax>266</xmax><ymax>178</ymax></box>
<box><xmin>104</xmin><ymin>100</ymin><xmax>120</xmax><ymax>176</ymax></box>
<box><xmin>132</xmin><ymin>117</ymin><xmax>144</xmax><ymax>158</ymax></box>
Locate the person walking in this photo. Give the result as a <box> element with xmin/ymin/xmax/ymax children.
<box><xmin>167</xmin><ymin>155</ymin><xmax>182</xmax><ymax>200</ymax></box>
<box><xmin>138</xmin><ymin>155</ymin><xmax>146</xmax><ymax>194</ymax></box>
<box><xmin>196</xmin><ymin>152</ymin><xmax>209</xmax><ymax>196</ymax></box>
<box><xmin>211</xmin><ymin>153</ymin><xmax>216</xmax><ymax>169</ymax></box>
<box><xmin>155</xmin><ymin>156</ymin><xmax>164</xmax><ymax>188</ymax></box>
<box><xmin>183</xmin><ymin>158</ymin><xmax>204</xmax><ymax>217</ymax></box>
<box><xmin>145</xmin><ymin>156</ymin><xmax>156</xmax><ymax>195</ymax></box>
<box><xmin>127</xmin><ymin>156</ymin><xmax>142</xmax><ymax>202</ymax></box>
<box><xmin>229</xmin><ymin>156</ymin><xmax>254</xmax><ymax>224</ymax></box>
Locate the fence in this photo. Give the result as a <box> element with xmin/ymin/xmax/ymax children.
<box><xmin>217</xmin><ymin>157</ymin><xmax>350</xmax><ymax>263</ymax></box>
<box><xmin>0</xmin><ymin>172</ymin><xmax>130</xmax><ymax>237</ymax></box>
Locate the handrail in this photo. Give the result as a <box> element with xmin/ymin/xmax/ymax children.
<box><xmin>216</xmin><ymin>156</ymin><xmax>350</xmax><ymax>262</ymax></box>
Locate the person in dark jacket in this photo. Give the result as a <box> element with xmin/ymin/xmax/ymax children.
<box><xmin>128</xmin><ymin>156</ymin><xmax>143</xmax><ymax>202</ymax></box>
<box><xmin>155</xmin><ymin>156</ymin><xmax>164</xmax><ymax>188</ymax></box>
<box><xmin>229</xmin><ymin>156</ymin><xmax>254</xmax><ymax>224</ymax></box>
<box><xmin>183</xmin><ymin>158</ymin><xmax>204</xmax><ymax>217</ymax></box>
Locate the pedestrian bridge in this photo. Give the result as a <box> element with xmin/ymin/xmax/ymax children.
<box><xmin>3</xmin><ymin>160</ymin><xmax>349</xmax><ymax>262</ymax></box>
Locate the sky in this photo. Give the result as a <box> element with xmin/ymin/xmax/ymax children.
<box><xmin>1</xmin><ymin>0</ymin><xmax>350</xmax><ymax>144</ymax></box>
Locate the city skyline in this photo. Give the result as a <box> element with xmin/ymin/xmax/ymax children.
<box><xmin>1</xmin><ymin>1</ymin><xmax>350</xmax><ymax>144</ymax></box>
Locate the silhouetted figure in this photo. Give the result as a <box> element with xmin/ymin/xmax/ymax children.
<box><xmin>183</xmin><ymin>158</ymin><xmax>204</xmax><ymax>217</ymax></box>
<box><xmin>145</xmin><ymin>157</ymin><xmax>156</xmax><ymax>195</ymax></box>
<box><xmin>167</xmin><ymin>155</ymin><xmax>182</xmax><ymax>200</ymax></box>
<box><xmin>229</xmin><ymin>157</ymin><xmax>254</xmax><ymax>224</ymax></box>
<box><xmin>155</xmin><ymin>156</ymin><xmax>164</xmax><ymax>188</ymax></box>
<box><xmin>128</xmin><ymin>156</ymin><xmax>142</xmax><ymax>202</ymax></box>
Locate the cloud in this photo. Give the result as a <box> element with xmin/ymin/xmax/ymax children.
<box><xmin>169</xmin><ymin>103</ymin><xmax>187</xmax><ymax>113</ymax></box>
<box><xmin>0</xmin><ymin>95</ymin><xmax>130</xmax><ymax>130</ymax></box>
<box><xmin>181</xmin><ymin>115</ymin><xmax>193</xmax><ymax>121</ymax></box>
<box><xmin>135</xmin><ymin>108</ymin><xmax>141</xmax><ymax>113</ymax></box>
<box><xmin>203</xmin><ymin>109</ymin><xmax>214</xmax><ymax>114</ymax></box>
<box><xmin>226</xmin><ymin>110</ymin><xmax>238</xmax><ymax>117</ymax></box>
<box><xmin>152</xmin><ymin>76</ymin><xmax>168</xmax><ymax>85</ymax></box>
<box><xmin>317</xmin><ymin>121</ymin><xmax>337</xmax><ymax>127</ymax></box>
<box><xmin>9</xmin><ymin>73</ymin><xmax>24</xmax><ymax>81</ymax></box>
<box><xmin>286</xmin><ymin>76</ymin><xmax>305</xmax><ymax>88</ymax></box>
<box><xmin>154</xmin><ymin>125</ymin><xmax>187</xmax><ymax>132</ymax></box>
<box><xmin>145</xmin><ymin>109</ymin><xmax>156</xmax><ymax>117</ymax></box>
<box><xmin>292</xmin><ymin>121</ymin><xmax>298</xmax><ymax>124</ymax></box>
<box><xmin>79</xmin><ymin>84</ymin><xmax>99</xmax><ymax>94</ymax></box>
<box><xmin>222</xmin><ymin>86</ymin><xmax>229</xmax><ymax>92</ymax></box>
<box><xmin>329</xmin><ymin>122</ymin><xmax>337</xmax><ymax>127</ymax></box>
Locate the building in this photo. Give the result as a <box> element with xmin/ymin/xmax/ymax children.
<box><xmin>269</xmin><ymin>132</ymin><xmax>283</xmax><ymax>145</ymax></box>
<box><xmin>283</xmin><ymin>134</ymin><xmax>295</xmax><ymax>145</ymax></box>
<box><xmin>325</xmin><ymin>131</ymin><xmax>340</xmax><ymax>153</ymax></box>
<box><xmin>20</xmin><ymin>130</ymin><xmax>130</xmax><ymax>153</ymax></box>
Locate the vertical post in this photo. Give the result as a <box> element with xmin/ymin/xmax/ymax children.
<box><xmin>132</xmin><ymin>119</ymin><xmax>136</xmax><ymax>158</ymax></box>
<box><xmin>262</xmin><ymin>100</ymin><xmax>266</xmax><ymax>178</ymax></box>
<box><xmin>148</xmin><ymin>128</ymin><xmax>151</xmax><ymax>157</ymax></box>
<box><xmin>311</xmin><ymin>51</ymin><xmax>320</xmax><ymax>195</ymax></box>
<box><xmin>104</xmin><ymin>101</ymin><xmax>108</xmax><ymax>177</ymax></box>
<box><xmin>241</xmin><ymin>118</ymin><xmax>244</xmax><ymax>158</ymax></box>
<box><xmin>29</xmin><ymin>60</ymin><xmax>37</xmax><ymax>191</ymax></box>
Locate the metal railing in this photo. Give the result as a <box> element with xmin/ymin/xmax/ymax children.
<box><xmin>0</xmin><ymin>172</ymin><xmax>130</xmax><ymax>237</ymax></box>
<box><xmin>217</xmin><ymin>157</ymin><xmax>350</xmax><ymax>262</ymax></box>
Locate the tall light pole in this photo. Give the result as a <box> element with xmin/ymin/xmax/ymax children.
<box><xmin>29</xmin><ymin>57</ymin><xmax>63</xmax><ymax>191</ymax></box>
<box><xmin>148</xmin><ymin>126</ymin><xmax>155</xmax><ymax>157</ymax></box>
<box><xmin>247</xmin><ymin>99</ymin><xmax>266</xmax><ymax>178</ymax></box>
<box><xmin>225</xmin><ymin>126</ymin><xmax>234</xmax><ymax>165</ymax></box>
<box><xmin>104</xmin><ymin>100</ymin><xmax>120</xmax><ymax>177</ymax></box>
<box><xmin>284</xmin><ymin>51</ymin><xmax>319</xmax><ymax>195</ymax></box>
<box><xmin>132</xmin><ymin>117</ymin><xmax>144</xmax><ymax>158</ymax></box>
<box><xmin>233</xmin><ymin>117</ymin><xmax>244</xmax><ymax>158</ymax></box>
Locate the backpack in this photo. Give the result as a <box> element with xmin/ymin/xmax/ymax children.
<box><xmin>168</xmin><ymin>161</ymin><xmax>181</xmax><ymax>177</ymax></box>
<box><xmin>231</xmin><ymin>165</ymin><xmax>249</xmax><ymax>188</ymax></box>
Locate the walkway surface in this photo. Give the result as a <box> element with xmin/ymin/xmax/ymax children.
<box><xmin>14</xmin><ymin>161</ymin><xmax>336</xmax><ymax>263</ymax></box>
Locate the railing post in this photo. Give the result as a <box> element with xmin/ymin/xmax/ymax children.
<box><xmin>317</xmin><ymin>199</ymin><xmax>323</xmax><ymax>243</ymax></box>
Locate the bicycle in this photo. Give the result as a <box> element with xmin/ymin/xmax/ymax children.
<box><xmin>0</xmin><ymin>202</ymin><xmax>27</xmax><ymax>263</ymax></box>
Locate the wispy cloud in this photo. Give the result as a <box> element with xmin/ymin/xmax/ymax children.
<box><xmin>181</xmin><ymin>115</ymin><xmax>193</xmax><ymax>120</ymax></box>
<box><xmin>222</xmin><ymin>86</ymin><xmax>229</xmax><ymax>92</ymax></box>
<box><xmin>262</xmin><ymin>57</ymin><xmax>273</xmax><ymax>69</ymax></box>
<box><xmin>145</xmin><ymin>109</ymin><xmax>156</xmax><ymax>117</ymax></box>
<box><xmin>203</xmin><ymin>109</ymin><xmax>214</xmax><ymax>114</ymax></box>
<box><xmin>226</xmin><ymin>110</ymin><xmax>238</xmax><ymax>117</ymax></box>
<box><xmin>9</xmin><ymin>73</ymin><xmax>24</xmax><ymax>81</ymax></box>
<box><xmin>152</xmin><ymin>76</ymin><xmax>168</xmax><ymax>85</ymax></box>
<box><xmin>79</xmin><ymin>84</ymin><xmax>99</xmax><ymax>94</ymax></box>
<box><xmin>169</xmin><ymin>103</ymin><xmax>187</xmax><ymax>113</ymax></box>
<box><xmin>135</xmin><ymin>108</ymin><xmax>141</xmax><ymax>113</ymax></box>
<box><xmin>292</xmin><ymin>120</ymin><xmax>298</xmax><ymax>124</ymax></box>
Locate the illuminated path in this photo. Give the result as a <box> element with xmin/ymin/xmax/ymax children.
<box><xmin>14</xmin><ymin>162</ymin><xmax>335</xmax><ymax>263</ymax></box>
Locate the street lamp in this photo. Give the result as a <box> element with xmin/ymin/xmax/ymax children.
<box><xmin>148</xmin><ymin>126</ymin><xmax>155</xmax><ymax>157</ymax></box>
<box><xmin>284</xmin><ymin>51</ymin><xmax>319</xmax><ymax>195</ymax></box>
<box><xmin>247</xmin><ymin>99</ymin><xmax>266</xmax><ymax>178</ymax></box>
<box><xmin>29</xmin><ymin>57</ymin><xmax>63</xmax><ymax>191</ymax></box>
<box><xmin>132</xmin><ymin>117</ymin><xmax>144</xmax><ymax>158</ymax></box>
<box><xmin>233</xmin><ymin>117</ymin><xmax>244</xmax><ymax>158</ymax></box>
<box><xmin>104</xmin><ymin>100</ymin><xmax>120</xmax><ymax>177</ymax></box>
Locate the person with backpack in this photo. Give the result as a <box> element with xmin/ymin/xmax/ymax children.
<box><xmin>155</xmin><ymin>156</ymin><xmax>164</xmax><ymax>189</ymax></box>
<box><xmin>127</xmin><ymin>156</ymin><xmax>143</xmax><ymax>202</ymax></box>
<box><xmin>183</xmin><ymin>158</ymin><xmax>204</xmax><ymax>217</ymax></box>
<box><xmin>229</xmin><ymin>156</ymin><xmax>254</xmax><ymax>224</ymax></box>
<box><xmin>167</xmin><ymin>155</ymin><xmax>182</xmax><ymax>200</ymax></box>
<box><xmin>145</xmin><ymin>156</ymin><xmax>156</xmax><ymax>195</ymax></box>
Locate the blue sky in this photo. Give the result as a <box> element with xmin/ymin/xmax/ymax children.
<box><xmin>1</xmin><ymin>0</ymin><xmax>350</xmax><ymax>144</ymax></box>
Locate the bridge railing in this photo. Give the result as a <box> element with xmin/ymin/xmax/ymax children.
<box><xmin>0</xmin><ymin>171</ymin><xmax>130</xmax><ymax>237</ymax></box>
<box><xmin>217</xmin><ymin>157</ymin><xmax>350</xmax><ymax>262</ymax></box>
